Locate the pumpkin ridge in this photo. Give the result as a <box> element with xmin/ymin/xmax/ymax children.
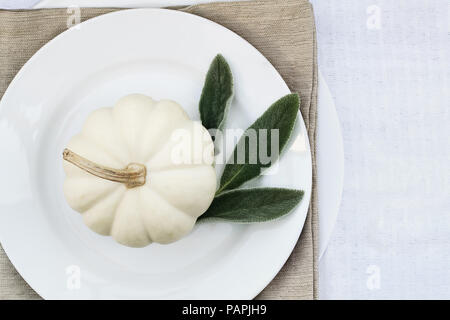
<box><xmin>140</xmin><ymin>112</ymin><xmax>176</xmax><ymax>164</ymax></box>
<box><xmin>80</xmin><ymin>131</ymin><xmax>128</xmax><ymax>166</ymax></box>
<box><xmin>110</xmin><ymin>101</ymin><xmax>148</xmax><ymax>162</ymax></box>
<box><xmin>111</xmin><ymin>189</ymin><xmax>152</xmax><ymax>247</ymax></box>
<box><xmin>137</xmin><ymin>188</ymin><xmax>154</xmax><ymax>243</ymax></box>
<box><xmin>82</xmin><ymin>186</ymin><xmax>126</xmax><ymax>235</ymax></box>
<box><xmin>141</xmin><ymin>183</ymin><xmax>197</xmax><ymax>220</ymax></box>
<box><xmin>144</xmin><ymin>119</ymin><xmax>213</xmax><ymax>171</ymax></box>
<box><xmin>145</xmin><ymin>166</ymin><xmax>215</xmax><ymax>219</ymax></box>
<box><xmin>65</xmin><ymin>133</ymin><xmax>125</xmax><ymax>175</ymax></box>
<box><xmin>138</xmin><ymin>187</ymin><xmax>196</xmax><ymax>244</ymax></box>
<box><xmin>141</xmin><ymin>116</ymin><xmax>192</xmax><ymax>165</ymax></box>
<box><xmin>108</xmin><ymin>189</ymin><xmax>128</xmax><ymax>236</ymax></box>
<box><xmin>81</xmin><ymin>107</ymin><xmax>131</xmax><ymax>165</ymax></box>
<box><xmin>64</xmin><ymin>175</ymin><xmax>120</xmax><ymax>213</ymax></box>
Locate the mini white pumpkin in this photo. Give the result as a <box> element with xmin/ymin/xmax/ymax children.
<box><xmin>63</xmin><ymin>94</ymin><xmax>216</xmax><ymax>247</ymax></box>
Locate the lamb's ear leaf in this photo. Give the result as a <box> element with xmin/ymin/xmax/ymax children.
<box><xmin>198</xmin><ymin>188</ymin><xmax>304</xmax><ymax>223</ymax></box>
<box><xmin>217</xmin><ymin>93</ymin><xmax>299</xmax><ymax>194</ymax></box>
<box><xmin>199</xmin><ymin>54</ymin><xmax>234</xmax><ymax>131</ymax></box>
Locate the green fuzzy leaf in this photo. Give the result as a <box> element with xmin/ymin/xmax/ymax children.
<box><xmin>199</xmin><ymin>54</ymin><xmax>234</xmax><ymax>131</ymax></box>
<box><xmin>198</xmin><ymin>188</ymin><xmax>304</xmax><ymax>223</ymax></box>
<box><xmin>217</xmin><ymin>93</ymin><xmax>299</xmax><ymax>194</ymax></box>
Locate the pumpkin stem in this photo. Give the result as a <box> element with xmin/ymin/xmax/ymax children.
<box><xmin>63</xmin><ymin>148</ymin><xmax>146</xmax><ymax>188</ymax></box>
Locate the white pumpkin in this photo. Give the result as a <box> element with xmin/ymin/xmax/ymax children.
<box><xmin>63</xmin><ymin>94</ymin><xmax>216</xmax><ymax>247</ymax></box>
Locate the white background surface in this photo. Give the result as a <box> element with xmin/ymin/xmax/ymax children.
<box><xmin>1</xmin><ymin>0</ymin><xmax>449</xmax><ymax>299</ymax></box>
<box><xmin>311</xmin><ymin>0</ymin><xmax>450</xmax><ymax>299</ymax></box>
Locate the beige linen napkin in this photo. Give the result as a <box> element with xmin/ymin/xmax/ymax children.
<box><xmin>0</xmin><ymin>0</ymin><xmax>318</xmax><ymax>299</ymax></box>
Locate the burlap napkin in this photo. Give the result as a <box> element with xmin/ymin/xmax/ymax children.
<box><xmin>0</xmin><ymin>0</ymin><xmax>318</xmax><ymax>299</ymax></box>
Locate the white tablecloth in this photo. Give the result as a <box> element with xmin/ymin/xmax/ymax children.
<box><xmin>1</xmin><ymin>0</ymin><xmax>449</xmax><ymax>299</ymax></box>
<box><xmin>311</xmin><ymin>0</ymin><xmax>450</xmax><ymax>299</ymax></box>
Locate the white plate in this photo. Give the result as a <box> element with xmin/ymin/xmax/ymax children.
<box><xmin>33</xmin><ymin>0</ymin><xmax>344</xmax><ymax>260</ymax></box>
<box><xmin>317</xmin><ymin>71</ymin><xmax>344</xmax><ymax>259</ymax></box>
<box><xmin>9</xmin><ymin>0</ymin><xmax>344</xmax><ymax>267</ymax></box>
<box><xmin>0</xmin><ymin>9</ymin><xmax>312</xmax><ymax>299</ymax></box>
